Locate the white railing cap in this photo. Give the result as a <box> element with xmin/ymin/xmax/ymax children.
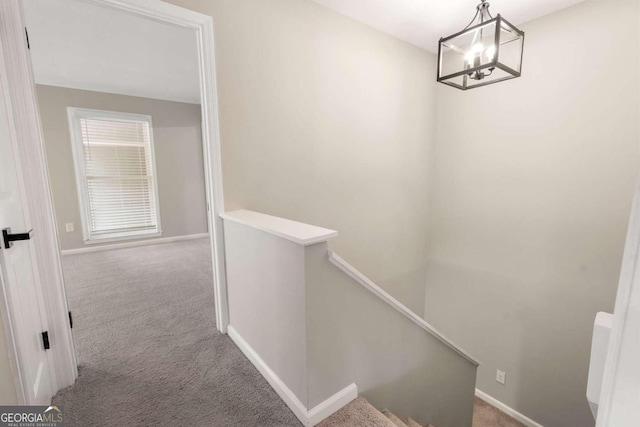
<box><xmin>220</xmin><ymin>210</ymin><xmax>338</xmax><ymax>246</ymax></box>
<box><xmin>328</xmin><ymin>250</ymin><xmax>481</xmax><ymax>366</ymax></box>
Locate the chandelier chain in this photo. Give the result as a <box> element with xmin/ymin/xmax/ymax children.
<box><xmin>463</xmin><ymin>0</ymin><xmax>494</xmax><ymax>30</ymax></box>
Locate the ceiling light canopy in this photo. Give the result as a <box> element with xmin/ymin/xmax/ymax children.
<box><xmin>437</xmin><ymin>0</ymin><xmax>524</xmax><ymax>90</ymax></box>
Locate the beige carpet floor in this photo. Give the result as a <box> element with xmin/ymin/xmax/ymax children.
<box><xmin>321</xmin><ymin>396</ymin><xmax>525</xmax><ymax>426</ymax></box>
<box><xmin>473</xmin><ymin>397</ymin><xmax>525</xmax><ymax>427</ymax></box>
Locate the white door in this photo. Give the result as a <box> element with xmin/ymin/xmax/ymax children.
<box><xmin>595</xmin><ymin>179</ymin><xmax>640</xmax><ymax>427</ymax></box>
<box><xmin>0</xmin><ymin>37</ymin><xmax>54</xmax><ymax>405</ymax></box>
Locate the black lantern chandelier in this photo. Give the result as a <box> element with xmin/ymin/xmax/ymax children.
<box><xmin>437</xmin><ymin>0</ymin><xmax>524</xmax><ymax>90</ymax></box>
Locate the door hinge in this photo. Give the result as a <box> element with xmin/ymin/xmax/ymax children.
<box><xmin>42</xmin><ymin>331</ymin><xmax>50</xmax><ymax>350</ymax></box>
<box><xmin>68</xmin><ymin>311</ymin><xmax>73</xmax><ymax>329</ymax></box>
<box><xmin>25</xmin><ymin>28</ymin><xmax>30</xmax><ymax>50</ymax></box>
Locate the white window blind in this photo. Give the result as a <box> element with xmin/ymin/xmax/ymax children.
<box><xmin>69</xmin><ymin>109</ymin><xmax>161</xmax><ymax>242</ymax></box>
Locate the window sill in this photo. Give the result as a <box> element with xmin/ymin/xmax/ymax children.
<box><xmin>84</xmin><ymin>230</ymin><xmax>163</xmax><ymax>245</ymax></box>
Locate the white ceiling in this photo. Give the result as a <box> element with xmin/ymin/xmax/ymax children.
<box><xmin>312</xmin><ymin>0</ymin><xmax>586</xmax><ymax>53</ymax></box>
<box><xmin>23</xmin><ymin>0</ymin><xmax>200</xmax><ymax>104</ymax></box>
<box><xmin>22</xmin><ymin>0</ymin><xmax>586</xmax><ymax>102</ymax></box>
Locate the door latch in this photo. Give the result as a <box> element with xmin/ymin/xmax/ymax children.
<box><xmin>2</xmin><ymin>228</ymin><xmax>34</xmax><ymax>249</ymax></box>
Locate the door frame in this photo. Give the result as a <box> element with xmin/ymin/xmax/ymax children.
<box><xmin>596</xmin><ymin>177</ymin><xmax>640</xmax><ymax>426</ymax></box>
<box><xmin>0</xmin><ymin>0</ymin><xmax>77</xmax><ymax>403</ymax></box>
<box><xmin>596</xmin><ymin>13</ymin><xmax>640</xmax><ymax>425</ymax></box>
<box><xmin>0</xmin><ymin>0</ymin><xmax>228</xmax><ymax>402</ymax></box>
<box><xmin>85</xmin><ymin>0</ymin><xmax>229</xmax><ymax>332</ymax></box>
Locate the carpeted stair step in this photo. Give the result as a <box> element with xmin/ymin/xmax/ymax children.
<box><xmin>382</xmin><ymin>409</ymin><xmax>408</xmax><ymax>427</ymax></box>
<box><xmin>319</xmin><ymin>397</ymin><xmax>397</xmax><ymax>427</ymax></box>
<box><xmin>403</xmin><ymin>417</ymin><xmax>423</xmax><ymax>427</ymax></box>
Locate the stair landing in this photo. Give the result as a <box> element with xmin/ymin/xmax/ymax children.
<box><xmin>318</xmin><ymin>397</ymin><xmax>397</xmax><ymax>427</ymax></box>
<box><xmin>320</xmin><ymin>395</ymin><xmax>525</xmax><ymax>427</ymax></box>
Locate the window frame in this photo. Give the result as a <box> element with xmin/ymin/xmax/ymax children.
<box><xmin>67</xmin><ymin>107</ymin><xmax>163</xmax><ymax>244</ymax></box>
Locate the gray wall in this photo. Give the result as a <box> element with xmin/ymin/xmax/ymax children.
<box><xmin>165</xmin><ymin>0</ymin><xmax>435</xmax><ymax>316</ymax></box>
<box><xmin>223</xmin><ymin>219</ymin><xmax>308</xmax><ymax>406</ymax></box>
<box><xmin>36</xmin><ymin>85</ymin><xmax>208</xmax><ymax>251</ymax></box>
<box><xmin>425</xmin><ymin>0</ymin><xmax>640</xmax><ymax>426</ymax></box>
<box><xmin>16</xmin><ymin>1</ymin><xmax>636</xmax><ymax>425</ymax></box>
<box><xmin>305</xmin><ymin>243</ymin><xmax>477</xmax><ymax>427</ymax></box>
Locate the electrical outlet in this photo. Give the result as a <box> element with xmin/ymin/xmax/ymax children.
<box><xmin>496</xmin><ymin>369</ymin><xmax>506</xmax><ymax>385</ymax></box>
<box><xmin>65</xmin><ymin>223</ymin><xmax>74</xmax><ymax>232</ymax></box>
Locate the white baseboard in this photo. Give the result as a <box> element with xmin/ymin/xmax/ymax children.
<box><xmin>60</xmin><ymin>233</ymin><xmax>209</xmax><ymax>255</ymax></box>
<box><xmin>307</xmin><ymin>383</ymin><xmax>358</xmax><ymax>426</ymax></box>
<box><xmin>227</xmin><ymin>325</ymin><xmax>357</xmax><ymax>426</ymax></box>
<box><xmin>227</xmin><ymin>325</ymin><xmax>308</xmax><ymax>424</ymax></box>
<box><xmin>475</xmin><ymin>389</ymin><xmax>544</xmax><ymax>427</ymax></box>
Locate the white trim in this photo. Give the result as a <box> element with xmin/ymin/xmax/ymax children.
<box><xmin>60</xmin><ymin>233</ymin><xmax>208</xmax><ymax>256</ymax></box>
<box><xmin>227</xmin><ymin>326</ymin><xmax>357</xmax><ymax>427</ymax></box>
<box><xmin>328</xmin><ymin>251</ymin><xmax>480</xmax><ymax>366</ymax></box>
<box><xmin>227</xmin><ymin>325</ymin><xmax>307</xmax><ymax>424</ymax></box>
<box><xmin>220</xmin><ymin>210</ymin><xmax>339</xmax><ymax>246</ymax></box>
<box><xmin>79</xmin><ymin>0</ymin><xmax>229</xmax><ymax>333</ymax></box>
<box><xmin>0</xmin><ymin>0</ymin><xmax>78</xmax><ymax>401</ymax></box>
<box><xmin>0</xmin><ymin>9</ymin><xmax>29</xmax><ymax>404</ymax></box>
<box><xmin>198</xmin><ymin>15</ymin><xmax>229</xmax><ymax>333</ymax></box>
<box><xmin>81</xmin><ymin>0</ymin><xmax>212</xmax><ymax>27</ymax></box>
<box><xmin>82</xmin><ymin>230</ymin><xmax>162</xmax><ymax>245</ymax></box>
<box><xmin>475</xmin><ymin>389</ymin><xmax>544</xmax><ymax>427</ymax></box>
<box><xmin>596</xmin><ymin>177</ymin><xmax>640</xmax><ymax>427</ymax></box>
<box><xmin>66</xmin><ymin>107</ymin><xmax>163</xmax><ymax>243</ymax></box>
<box><xmin>307</xmin><ymin>383</ymin><xmax>358</xmax><ymax>426</ymax></box>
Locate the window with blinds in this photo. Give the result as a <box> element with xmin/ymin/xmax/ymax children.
<box><xmin>68</xmin><ymin>108</ymin><xmax>161</xmax><ymax>242</ymax></box>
